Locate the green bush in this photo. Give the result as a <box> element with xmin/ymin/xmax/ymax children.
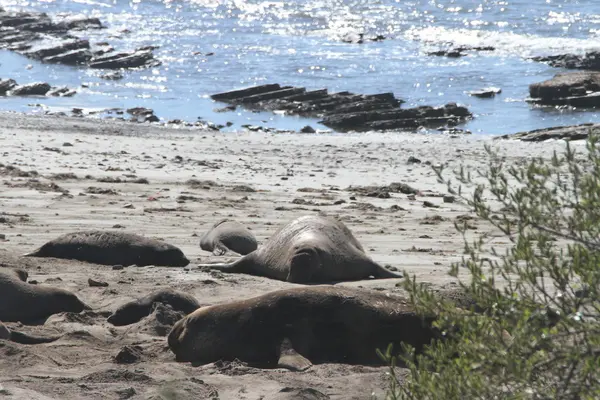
<box><xmin>382</xmin><ymin>133</ymin><xmax>600</xmax><ymax>399</ymax></box>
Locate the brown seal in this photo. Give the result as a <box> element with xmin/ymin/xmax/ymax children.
<box><xmin>23</xmin><ymin>230</ymin><xmax>190</xmax><ymax>267</ymax></box>
<box><xmin>107</xmin><ymin>289</ymin><xmax>201</xmax><ymax>326</ymax></box>
<box><xmin>196</xmin><ymin>215</ymin><xmax>400</xmax><ymax>283</ymax></box>
<box><xmin>0</xmin><ymin>268</ymin><xmax>90</xmax><ymax>323</ymax></box>
<box><xmin>200</xmin><ymin>219</ymin><xmax>258</xmax><ymax>255</ymax></box>
<box><xmin>0</xmin><ymin>321</ymin><xmax>61</xmax><ymax>344</ymax></box>
<box><xmin>168</xmin><ymin>285</ymin><xmax>439</xmax><ymax>369</ymax></box>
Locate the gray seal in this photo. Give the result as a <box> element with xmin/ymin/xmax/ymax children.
<box><xmin>107</xmin><ymin>288</ymin><xmax>201</xmax><ymax>326</ymax></box>
<box><xmin>200</xmin><ymin>219</ymin><xmax>258</xmax><ymax>255</ymax></box>
<box><xmin>196</xmin><ymin>215</ymin><xmax>400</xmax><ymax>283</ymax></box>
<box><xmin>0</xmin><ymin>268</ymin><xmax>90</xmax><ymax>323</ymax></box>
<box><xmin>0</xmin><ymin>321</ymin><xmax>61</xmax><ymax>344</ymax></box>
<box><xmin>23</xmin><ymin>230</ymin><xmax>190</xmax><ymax>267</ymax></box>
<box><xmin>168</xmin><ymin>285</ymin><xmax>439</xmax><ymax>369</ymax></box>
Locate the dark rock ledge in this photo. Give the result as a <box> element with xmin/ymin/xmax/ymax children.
<box><xmin>527</xmin><ymin>71</ymin><xmax>600</xmax><ymax>108</ymax></box>
<box><xmin>497</xmin><ymin>123</ymin><xmax>600</xmax><ymax>142</ymax></box>
<box><xmin>0</xmin><ymin>9</ymin><xmax>159</xmax><ymax>70</ymax></box>
<box><xmin>211</xmin><ymin>84</ymin><xmax>472</xmax><ymax>133</ymax></box>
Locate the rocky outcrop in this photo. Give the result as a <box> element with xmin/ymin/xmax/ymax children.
<box><xmin>89</xmin><ymin>48</ymin><xmax>160</xmax><ymax>69</ymax></box>
<box><xmin>497</xmin><ymin>123</ymin><xmax>600</xmax><ymax>142</ymax></box>
<box><xmin>0</xmin><ymin>78</ymin><xmax>76</xmax><ymax>97</ymax></box>
<box><xmin>9</xmin><ymin>82</ymin><xmax>51</xmax><ymax>96</ymax></box>
<box><xmin>532</xmin><ymin>52</ymin><xmax>600</xmax><ymax>71</ymax></box>
<box><xmin>428</xmin><ymin>45</ymin><xmax>495</xmax><ymax>58</ymax></box>
<box><xmin>528</xmin><ymin>71</ymin><xmax>600</xmax><ymax>107</ymax></box>
<box><xmin>0</xmin><ymin>9</ymin><xmax>159</xmax><ymax>70</ymax></box>
<box><xmin>211</xmin><ymin>84</ymin><xmax>472</xmax><ymax>132</ymax></box>
<box><xmin>468</xmin><ymin>87</ymin><xmax>501</xmax><ymax>98</ymax></box>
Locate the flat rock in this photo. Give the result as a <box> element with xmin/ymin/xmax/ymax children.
<box><xmin>89</xmin><ymin>48</ymin><xmax>159</xmax><ymax>69</ymax></box>
<box><xmin>9</xmin><ymin>82</ymin><xmax>51</xmax><ymax>96</ymax></box>
<box><xmin>497</xmin><ymin>122</ymin><xmax>600</xmax><ymax>142</ymax></box>
<box><xmin>528</xmin><ymin>71</ymin><xmax>600</xmax><ymax>107</ymax></box>
<box><xmin>468</xmin><ymin>87</ymin><xmax>501</xmax><ymax>98</ymax></box>
<box><xmin>23</xmin><ymin>39</ymin><xmax>90</xmax><ymax>60</ymax></box>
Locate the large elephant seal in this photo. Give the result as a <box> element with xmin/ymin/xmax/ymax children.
<box><xmin>107</xmin><ymin>288</ymin><xmax>201</xmax><ymax>326</ymax></box>
<box><xmin>0</xmin><ymin>269</ymin><xmax>90</xmax><ymax>323</ymax></box>
<box><xmin>168</xmin><ymin>285</ymin><xmax>439</xmax><ymax>369</ymax></box>
<box><xmin>196</xmin><ymin>215</ymin><xmax>400</xmax><ymax>283</ymax></box>
<box><xmin>200</xmin><ymin>219</ymin><xmax>258</xmax><ymax>255</ymax></box>
<box><xmin>0</xmin><ymin>321</ymin><xmax>61</xmax><ymax>344</ymax></box>
<box><xmin>23</xmin><ymin>230</ymin><xmax>190</xmax><ymax>267</ymax></box>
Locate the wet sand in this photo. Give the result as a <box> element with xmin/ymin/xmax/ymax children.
<box><xmin>0</xmin><ymin>112</ymin><xmax>581</xmax><ymax>399</ymax></box>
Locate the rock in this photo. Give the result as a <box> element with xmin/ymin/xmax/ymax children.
<box><xmin>443</xmin><ymin>195</ymin><xmax>455</xmax><ymax>203</ymax></box>
<box><xmin>126</xmin><ymin>107</ymin><xmax>159</xmax><ymax>123</ymax></box>
<box><xmin>100</xmin><ymin>71</ymin><xmax>123</xmax><ymax>80</ymax></box>
<box><xmin>0</xmin><ymin>79</ymin><xmax>17</xmax><ymax>95</ymax></box>
<box><xmin>300</xmin><ymin>125</ymin><xmax>316</xmax><ymax>133</ymax></box>
<box><xmin>320</xmin><ymin>102</ymin><xmax>471</xmax><ymax>132</ymax></box>
<box><xmin>88</xmin><ymin>278</ymin><xmax>109</xmax><ymax>287</ymax></box>
<box><xmin>532</xmin><ymin>51</ymin><xmax>600</xmax><ymax>71</ymax></box>
<box><xmin>428</xmin><ymin>45</ymin><xmax>495</xmax><ymax>58</ymax></box>
<box><xmin>468</xmin><ymin>87</ymin><xmax>501</xmax><ymax>98</ymax></box>
<box><xmin>9</xmin><ymin>82</ymin><xmax>51</xmax><ymax>96</ymax></box>
<box><xmin>55</xmin><ymin>16</ymin><xmax>104</xmax><ymax>31</ymax></box>
<box><xmin>47</xmin><ymin>86</ymin><xmax>77</xmax><ymax>97</ymax></box>
<box><xmin>24</xmin><ymin>39</ymin><xmax>90</xmax><ymax>61</ymax></box>
<box><xmin>114</xmin><ymin>345</ymin><xmax>143</xmax><ymax>364</ymax></box>
<box><xmin>43</xmin><ymin>48</ymin><xmax>93</xmax><ymax>65</ymax></box>
<box><xmin>497</xmin><ymin>123</ymin><xmax>600</xmax><ymax>142</ymax></box>
<box><xmin>528</xmin><ymin>71</ymin><xmax>600</xmax><ymax>107</ymax></box>
<box><xmin>428</xmin><ymin>49</ymin><xmax>465</xmax><ymax>58</ymax></box>
<box><xmin>89</xmin><ymin>48</ymin><xmax>159</xmax><ymax>69</ymax></box>
<box><xmin>211</xmin><ymin>83</ymin><xmax>469</xmax><ymax>133</ymax></box>
<box><xmin>407</xmin><ymin>156</ymin><xmax>421</xmax><ymax>164</ymax></box>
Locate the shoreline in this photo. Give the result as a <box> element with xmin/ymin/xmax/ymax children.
<box><xmin>0</xmin><ymin>111</ymin><xmax>587</xmax><ymax>399</ymax></box>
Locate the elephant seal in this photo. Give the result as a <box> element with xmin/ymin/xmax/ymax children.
<box><xmin>196</xmin><ymin>215</ymin><xmax>400</xmax><ymax>283</ymax></box>
<box><xmin>0</xmin><ymin>269</ymin><xmax>90</xmax><ymax>323</ymax></box>
<box><xmin>0</xmin><ymin>321</ymin><xmax>61</xmax><ymax>344</ymax></box>
<box><xmin>200</xmin><ymin>219</ymin><xmax>258</xmax><ymax>255</ymax></box>
<box><xmin>107</xmin><ymin>289</ymin><xmax>201</xmax><ymax>326</ymax></box>
<box><xmin>168</xmin><ymin>285</ymin><xmax>439</xmax><ymax>369</ymax></box>
<box><xmin>23</xmin><ymin>230</ymin><xmax>190</xmax><ymax>267</ymax></box>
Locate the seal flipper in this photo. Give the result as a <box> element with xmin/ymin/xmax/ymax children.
<box><xmin>370</xmin><ymin>262</ymin><xmax>402</xmax><ymax>279</ymax></box>
<box><xmin>212</xmin><ymin>241</ymin><xmax>228</xmax><ymax>256</ymax></box>
<box><xmin>196</xmin><ymin>253</ymin><xmax>254</xmax><ymax>274</ymax></box>
<box><xmin>277</xmin><ymin>337</ymin><xmax>312</xmax><ymax>372</ymax></box>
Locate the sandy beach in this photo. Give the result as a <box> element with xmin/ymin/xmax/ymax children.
<box><xmin>0</xmin><ymin>112</ymin><xmax>584</xmax><ymax>399</ymax></box>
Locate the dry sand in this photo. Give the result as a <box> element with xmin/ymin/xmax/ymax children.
<box><xmin>0</xmin><ymin>112</ymin><xmax>583</xmax><ymax>399</ymax></box>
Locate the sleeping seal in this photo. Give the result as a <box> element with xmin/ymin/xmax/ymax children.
<box><xmin>200</xmin><ymin>219</ymin><xmax>258</xmax><ymax>255</ymax></box>
<box><xmin>168</xmin><ymin>285</ymin><xmax>439</xmax><ymax>369</ymax></box>
<box><xmin>0</xmin><ymin>269</ymin><xmax>90</xmax><ymax>323</ymax></box>
<box><xmin>0</xmin><ymin>321</ymin><xmax>61</xmax><ymax>344</ymax></box>
<box><xmin>23</xmin><ymin>230</ymin><xmax>190</xmax><ymax>267</ymax></box>
<box><xmin>196</xmin><ymin>215</ymin><xmax>400</xmax><ymax>283</ymax></box>
<box><xmin>107</xmin><ymin>288</ymin><xmax>201</xmax><ymax>326</ymax></box>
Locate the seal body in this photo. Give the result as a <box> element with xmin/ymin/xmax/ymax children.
<box><xmin>168</xmin><ymin>285</ymin><xmax>438</xmax><ymax>368</ymax></box>
<box><xmin>24</xmin><ymin>231</ymin><xmax>190</xmax><ymax>267</ymax></box>
<box><xmin>107</xmin><ymin>289</ymin><xmax>201</xmax><ymax>326</ymax></box>
<box><xmin>200</xmin><ymin>219</ymin><xmax>258</xmax><ymax>255</ymax></box>
<box><xmin>0</xmin><ymin>269</ymin><xmax>90</xmax><ymax>323</ymax></box>
<box><xmin>197</xmin><ymin>215</ymin><xmax>400</xmax><ymax>283</ymax></box>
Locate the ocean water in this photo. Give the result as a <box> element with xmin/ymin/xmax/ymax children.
<box><xmin>1</xmin><ymin>0</ymin><xmax>600</xmax><ymax>135</ymax></box>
